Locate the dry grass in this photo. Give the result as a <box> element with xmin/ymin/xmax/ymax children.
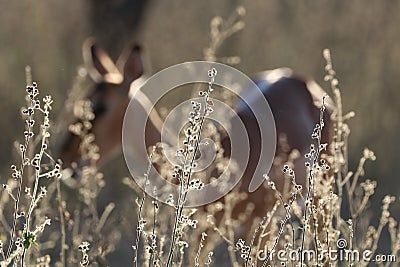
<box><xmin>1</xmin><ymin>6</ymin><xmax>399</xmax><ymax>267</ymax></box>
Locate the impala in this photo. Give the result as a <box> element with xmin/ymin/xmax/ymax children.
<box><xmin>58</xmin><ymin>39</ymin><xmax>334</xmax><ymax>264</ymax></box>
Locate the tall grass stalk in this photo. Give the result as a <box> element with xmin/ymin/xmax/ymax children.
<box><xmin>165</xmin><ymin>68</ymin><xmax>217</xmax><ymax>266</ymax></box>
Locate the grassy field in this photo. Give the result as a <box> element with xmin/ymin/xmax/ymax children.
<box><xmin>0</xmin><ymin>1</ymin><xmax>399</xmax><ymax>266</ymax></box>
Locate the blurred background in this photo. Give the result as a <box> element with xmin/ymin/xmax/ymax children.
<box><xmin>1</xmin><ymin>0</ymin><xmax>399</xmax><ymax>247</ymax></box>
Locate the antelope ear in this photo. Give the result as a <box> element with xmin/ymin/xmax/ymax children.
<box><xmin>82</xmin><ymin>38</ymin><xmax>123</xmax><ymax>84</ymax></box>
<box><xmin>116</xmin><ymin>43</ymin><xmax>144</xmax><ymax>85</ymax></box>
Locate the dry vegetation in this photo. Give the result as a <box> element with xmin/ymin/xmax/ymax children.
<box><xmin>1</xmin><ymin>2</ymin><xmax>399</xmax><ymax>267</ymax></box>
<box><xmin>1</xmin><ymin>46</ymin><xmax>399</xmax><ymax>266</ymax></box>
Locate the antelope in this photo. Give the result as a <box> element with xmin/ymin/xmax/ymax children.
<box><xmin>58</xmin><ymin>39</ymin><xmax>334</xmax><ymax>264</ymax></box>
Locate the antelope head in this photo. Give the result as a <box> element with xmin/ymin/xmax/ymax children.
<box><xmin>58</xmin><ymin>39</ymin><xmax>163</xmax><ymax>170</ymax></box>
